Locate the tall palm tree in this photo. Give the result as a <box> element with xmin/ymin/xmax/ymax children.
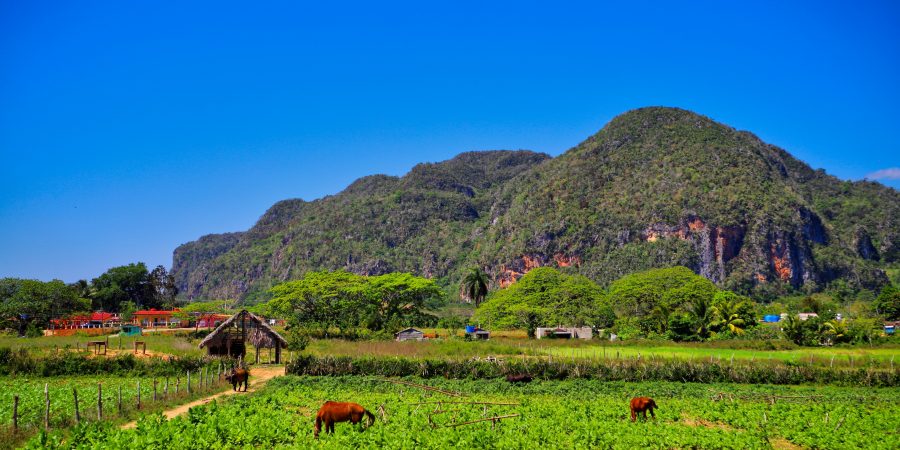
<box><xmin>710</xmin><ymin>299</ymin><xmax>748</xmax><ymax>336</ymax></box>
<box><xmin>462</xmin><ymin>267</ymin><xmax>490</xmax><ymax>307</ymax></box>
<box><xmin>685</xmin><ymin>296</ymin><xmax>714</xmax><ymax>339</ymax></box>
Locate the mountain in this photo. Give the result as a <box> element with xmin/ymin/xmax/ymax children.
<box><xmin>171</xmin><ymin>107</ymin><xmax>900</xmax><ymax>302</ymax></box>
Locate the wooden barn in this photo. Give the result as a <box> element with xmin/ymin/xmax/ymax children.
<box><xmin>395</xmin><ymin>327</ymin><xmax>425</xmax><ymax>341</ymax></box>
<box><xmin>198</xmin><ymin>310</ymin><xmax>288</xmax><ymax>363</ymax></box>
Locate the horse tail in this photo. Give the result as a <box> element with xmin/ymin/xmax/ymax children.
<box><xmin>364</xmin><ymin>409</ymin><xmax>376</xmax><ymax>427</ymax></box>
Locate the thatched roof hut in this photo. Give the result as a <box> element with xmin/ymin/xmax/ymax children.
<box><xmin>198</xmin><ymin>310</ymin><xmax>288</xmax><ymax>363</ymax></box>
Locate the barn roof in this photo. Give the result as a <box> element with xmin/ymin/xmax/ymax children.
<box><xmin>198</xmin><ymin>309</ymin><xmax>288</xmax><ymax>349</ymax></box>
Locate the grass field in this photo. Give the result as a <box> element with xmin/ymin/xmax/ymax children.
<box><xmin>28</xmin><ymin>375</ymin><xmax>900</xmax><ymax>449</ymax></box>
<box><xmin>305</xmin><ymin>337</ymin><xmax>900</xmax><ymax>369</ymax></box>
<box><xmin>0</xmin><ymin>333</ymin><xmax>205</xmax><ymax>358</ymax></box>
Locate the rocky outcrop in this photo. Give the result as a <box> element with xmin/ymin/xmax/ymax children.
<box><xmin>855</xmin><ymin>228</ymin><xmax>880</xmax><ymax>260</ymax></box>
<box><xmin>496</xmin><ymin>253</ymin><xmax>581</xmax><ymax>287</ymax></box>
<box><xmin>642</xmin><ymin>216</ymin><xmax>745</xmax><ymax>283</ymax></box>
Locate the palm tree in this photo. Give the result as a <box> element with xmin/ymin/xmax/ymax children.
<box><xmin>710</xmin><ymin>299</ymin><xmax>748</xmax><ymax>336</ymax></box>
<box><xmin>462</xmin><ymin>267</ymin><xmax>490</xmax><ymax>307</ymax></box>
<box><xmin>685</xmin><ymin>296</ymin><xmax>714</xmax><ymax>339</ymax></box>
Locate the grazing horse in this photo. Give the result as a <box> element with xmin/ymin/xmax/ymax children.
<box><xmin>506</xmin><ymin>374</ymin><xmax>533</xmax><ymax>383</ymax></box>
<box><xmin>630</xmin><ymin>397</ymin><xmax>657</xmax><ymax>422</ymax></box>
<box><xmin>314</xmin><ymin>401</ymin><xmax>375</xmax><ymax>438</ymax></box>
<box><xmin>225</xmin><ymin>368</ymin><xmax>249</xmax><ymax>392</ymax></box>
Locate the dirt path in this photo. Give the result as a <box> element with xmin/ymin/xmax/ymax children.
<box><xmin>121</xmin><ymin>365</ymin><xmax>285</xmax><ymax>429</ymax></box>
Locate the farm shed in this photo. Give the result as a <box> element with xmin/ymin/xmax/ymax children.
<box><xmin>198</xmin><ymin>310</ymin><xmax>288</xmax><ymax>363</ymax></box>
<box><xmin>395</xmin><ymin>327</ymin><xmax>425</xmax><ymax>341</ymax></box>
<box><xmin>466</xmin><ymin>327</ymin><xmax>490</xmax><ymax>340</ymax></box>
<box><xmin>535</xmin><ymin>326</ymin><xmax>592</xmax><ymax>340</ymax></box>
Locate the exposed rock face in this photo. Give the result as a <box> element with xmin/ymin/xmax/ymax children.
<box><xmin>855</xmin><ymin>228</ymin><xmax>880</xmax><ymax>260</ymax></box>
<box><xmin>641</xmin><ymin>216</ymin><xmax>745</xmax><ymax>283</ymax></box>
<box><xmin>497</xmin><ymin>253</ymin><xmax>581</xmax><ymax>287</ymax></box>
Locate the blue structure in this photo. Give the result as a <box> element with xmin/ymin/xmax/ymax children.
<box><xmin>763</xmin><ymin>315</ymin><xmax>780</xmax><ymax>323</ymax></box>
<box><xmin>465</xmin><ymin>325</ymin><xmax>476</xmax><ymax>333</ymax></box>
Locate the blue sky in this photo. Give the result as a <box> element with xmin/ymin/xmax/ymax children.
<box><xmin>1</xmin><ymin>0</ymin><xmax>898</xmax><ymax>282</ymax></box>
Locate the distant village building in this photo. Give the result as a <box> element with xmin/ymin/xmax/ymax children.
<box><xmin>49</xmin><ymin>312</ymin><xmax>120</xmax><ymax>335</ymax></box>
<box><xmin>884</xmin><ymin>321</ymin><xmax>899</xmax><ymax>335</ymax></box>
<box><xmin>797</xmin><ymin>313</ymin><xmax>819</xmax><ymax>321</ymax></box>
<box><xmin>535</xmin><ymin>326</ymin><xmax>592</xmax><ymax>340</ymax></box>
<box><xmin>466</xmin><ymin>327</ymin><xmax>490</xmax><ymax>340</ymax></box>
<box><xmin>395</xmin><ymin>327</ymin><xmax>425</xmax><ymax>341</ymax></box>
<box><xmin>132</xmin><ymin>309</ymin><xmax>188</xmax><ymax>328</ymax></box>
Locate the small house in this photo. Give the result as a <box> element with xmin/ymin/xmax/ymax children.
<box><xmin>395</xmin><ymin>327</ymin><xmax>425</xmax><ymax>341</ymax></box>
<box><xmin>465</xmin><ymin>327</ymin><xmax>490</xmax><ymax>340</ymax></box>
<box><xmin>885</xmin><ymin>321</ymin><xmax>900</xmax><ymax>335</ymax></box>
<box><xmin>120</xmin><ymin>324</ymin><xmax>142</xmax><ymax>336</ymax></box>
<box><xmin>797</xmin><ymin>312</ymin><xmax>819</xmax><ymax>321</ymax></box>
<box><xmin>535</xmin><ymin>326</ymin><xmax>592</xmax><ymax>340</ymax></box>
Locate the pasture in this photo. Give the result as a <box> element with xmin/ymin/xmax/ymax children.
<box><xmin>28</xmin><ymin>376</ymin><xmax>900</xmax><ymax>449</ymax></box>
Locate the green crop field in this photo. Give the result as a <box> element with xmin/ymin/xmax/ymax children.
<box><xmin>28</xmin><ymin>376</ymin><xmax>900</xmax><ymax>449</ymax></box>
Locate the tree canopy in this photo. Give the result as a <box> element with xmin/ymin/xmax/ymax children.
<box><xmin>0</xmin><ymin>278</ymin><xmax>90</xmax><ymax>336</ymax></box>
<box><xmin>266</xmin><ymin>270</ymin><xmax>440</xmax><ymax>336</ymax></box>
<box><xmin>475</xmin><ymin>267</ymin><xmax>612</xmax><ymax>337</ymax></box>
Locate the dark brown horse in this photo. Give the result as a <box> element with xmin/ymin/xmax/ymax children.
<box><xmin>506</xmin><ymin>374</ymin><xmax>533</xmax><ymax>383</ymax></box>
<box><xmin>225</xmin><ymin>368</ymin><xmax>249</xmax><ymax>392</ymax></box>
<box><xmin>630</xmin><ymin>397</ymin><xmax>657</xmax><ymax>422</ymax></box>
<box><xmin>314</xmin><ymin>401</ymin><xmax>375</xmax><ymax>438</ymax></box>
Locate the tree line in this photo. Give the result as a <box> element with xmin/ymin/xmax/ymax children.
<box><xmin>475</xmin><ymin>266</ymin><xmax>900</xmax><ymax>345</ymax></box>
<box><xmin>0</xmin><ymin>263</ymin><xmax>178</xmax><ymax>336</ymax></box>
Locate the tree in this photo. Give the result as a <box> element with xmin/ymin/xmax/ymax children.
<box><xmin>474</xmin><ymin>267</ymin><xmax>608</xmax><ymax>338</ymax></box>
<box><xmin>607</xmin><ymin>267</ymin><xmax>716</xmax><ymax>334</ymax></box>
<box><xmin>149</xmin><ymin>265</ymin><xmax>179</xmax><ymax>309</ymax></box>
<box><xmin>874</xmin><ymin>284</ymin><xmax>900</xmax><ymax>320</ymax></box>
<box><xmin>365</xmin><ymin>272</ymin><xmax>442</xmax><ymax>332</ymax></box>
<box><xmin>0</xmin><ymin>278</ymin><xmax>90</xmax><ymax>336</ymax></box>
<box><xmin>91</xmin><ymin>263</ymin><xmax>156</xmax><ymax>311</ymax></box>
<box><xmin>709</xmin><ymin>291</ymin><xmax>756</xmax><ymax>336</ymax></box>
<box><xmin>119</xmin><ymin>301</ymin><xmax>137</xmax><ymax>322</ymax></box>
<box><xmin>268</xmin><ymin>271</ymin><xmax>440</xmax><ymax>337</ymax></box>
<box><xmin>461</xmin><ymin>267</ymin><xmax>489</xmax><ymax>307</ymax></box>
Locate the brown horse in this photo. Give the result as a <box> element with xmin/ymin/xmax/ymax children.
<box><xmin>630</xmin><ymin>397</ymin><xmax>657</xmax><ymax>422</ymax></box>
<box><xmin>506</xmin><ymin>374</ymin><xmax>533</xmax><ymax>383</ymax></box>
<box><xmin>225</xmin><ymin>368</ymin><xmax>249</xmax><ymax>392</ymax></box>
<box><xmin>314</xmin><ymin>401</ymin><xmax>375</xmax><ymax>438</ymax></box>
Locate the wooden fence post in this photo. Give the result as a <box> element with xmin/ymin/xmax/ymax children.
<box><xmin>97</xmin><ymin>383</ymin><xmax>102</xmax><ymax>420</ymax></box>
<box><xmin>175</xmin><ymin>378</ymin><xmax>179</xmax><ymax>395</ymax></box>
<box><xmin>136</xmin><ymin>381</ymin><xmax>141</xmax><ymax>409</ymax></box>
<box><xmin>73</xmin><ymin>387</ymin><xmax>80</xmax><ymax>424</ymax></box>
<box><xmin>117</xmin><ymin>386</ymin><xmax>122</xmax><ymax>415</ymax></box>
<box><xmin>13</xmin><ymin>395</ymin><xmax>19</xmax><ymax>432</ymax></box>
<box><xmin>187</xmin><ymin>371</ymin><xmax>192</xmax><ymax>395</ymax></box>
<box><xmin>165</xmin><ymin>378</ymin><xmax>169</xmax><ymax>398</ymax></box>
<box><xmin>44</xmin><ymin>383</ymin><xmax>50</xmax><ymax>429</ymax></box>
<box><xmin>153</xmin><ymin>380</ymin><xmax>157</xmax><ymax>402</ymax></box>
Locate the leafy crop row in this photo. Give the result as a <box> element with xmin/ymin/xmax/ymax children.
<box><xmin>28</xmin><ymin>376</ymin><xmax>900</xmax><ymax>449</ymax></box>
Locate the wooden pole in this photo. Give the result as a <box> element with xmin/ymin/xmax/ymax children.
<box><xmin>136</xmin><ymin>380</ymin><xmax>141</xmax><ymax>409</ymax></box>
<box><xmin>97</xmin><ymin>383</ymin><xmax>102</xmax><ymax>420</ymax></box>
<box><xmin>73</xmin><ymin>387</ymin><xmax>80</xmax><ymax>424</ymax></box>
<box><xmin>44</xmin><ymin>383</ymin><xmax>50</xmax><ymax>429</ymax></box>
<box><xmin>187</xmin><ymin>371</ymin><xmax>192</xmax><ymax>395</ymax></box>
<box><xmin>164</xmin><ymin>378</ymin><xmax>169</xmax><ymax>398</ymax></box>
<box><xmin>117</xmin><ymin>386</ymin><xmax>122</xmax><ymax>415</ymax></box>
<box><xmin>13</xmin><ymin>395</ymin><xmax>19</xmax><ymax>432</ymax></box>
<box><xmin>153</xmin><ymin>379</ymin><xmax>157</xmax><ymax>402</ymax></box>
<box><xmin>175</xmin><ymin>378</ymin><xmax>179</xmax><ymax>395</ymax></box>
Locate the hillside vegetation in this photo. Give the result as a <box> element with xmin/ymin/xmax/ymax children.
<box><xmin>172</xmin><ymin>107</ymin><xmax>900</xmax><ymax>302</ymax></box>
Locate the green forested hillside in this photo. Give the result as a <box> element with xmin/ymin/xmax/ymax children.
<box><xmin>171</xmin><ymin>107</ymin><xmax>900</xmax><ymax>302</ymax></box>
